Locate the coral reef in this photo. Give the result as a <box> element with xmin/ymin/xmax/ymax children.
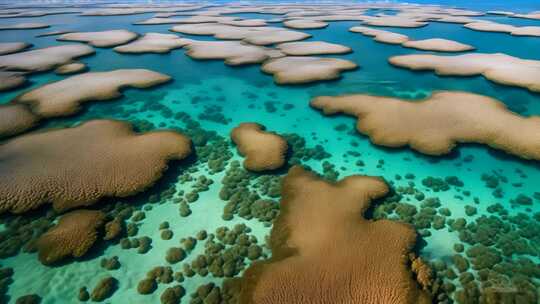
<box><xmin>0</xmin><ymin>119</ymin><xmax>192</xmax><ymax>213</ymax></box>
<box><xmin>227</xmin><ymin>166</ymin><xmax>431</xmax><ymax>303</ymax></box>
<box><xmin>36</xmin><ymin>210</ymin><xmax>106</xmax><ymax>265</ymax></box>
<box><xmin>231</xmin><ymin>122</ymin><xmax>288</xmax><ymax>171</ymax></box>
<box><xmin>14</xmin><ymin>69</ymin><xmax>171</xmax><ymax>118</ymax></box>
<box><xmin>311</xmin><ymin>91</ymin><xmax>540</xmax><ymax>160</ymax></box>
<box><xmin>389</xmin><ymin>53</ymin><xmax>540</xmax><ymax>93</ymax></box>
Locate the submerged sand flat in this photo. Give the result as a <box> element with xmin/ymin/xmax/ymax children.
<box><xmin>0</xmin><ymin>9</ymin><xmax>79</xmax><ymax>18</ymax></box>
<box><xmin>0</xmin><ymin>71</ymin><xmax>26</xmax><ymax>91</ymax></box>
<box><xmin>14</xmin><ymin>69</ymin><xmax>171</xmax><ymax>118</ymax></box>
<box><xmin>350</xmin><ymin>26</ymin><xmax>409</xmax><ymax>44</ymax></box>
<box><xmin>283</xmin><ymin>19</ymin><xmax>328</xmax><ymax>29</ymax></box>
<box><xmin>134</xmin><ymin>16</ymin><xmax>238</xmax><ymax>25</ymax></box>
<box><xmin>350</xmin><ymin>26</ymin><xmax>474</xmax><ymax>51</ymax></box>
<box><xmin>276</xmin><ymin>41</ymin><xmax>352</xmax><ymax>56</ymax></box>
<box><xmin>464</xmin><ymin>21</ymin><xmax>540</xmax><ymax>37</ymax></box>
<box><xmin>80</xmin><ymin>5</ymin><xmax>206</xmax><ymax>16</ymax></box>
<box><xmin>0</xmin><ymin>119</ymin><xmax>192</xmax><ymax>214</ymax></box>
<box><xmin>228</xmin><ymin>166</ymin><xmax>431</xmax><ymax>303</ymax></box>
<box><xmin>114</xmin><ymin>33</ymin><xmax>191</xmax><ymax>54</ymax></box>
<box><xmin>54</xmin><ymin>62</ymin><xmax>87</xmax><ymax>74</ymax></box>
<box><xmin>361</xmin><ymin>16</ymin><xmax>427</xmax><ymax>28</ymax></box>
<box><xmin>311</xmin><ymin>91</ymin><xmax>540</xmax><ymax>160</ymax></box>
<box><xmin>0</xmin><ymin>103</ymin><xmax>39</xmax><ymax>138</ymax></box>
<box><xmin>402</xmin><ymin>38</ymin><xmax>474</xmax><ymax>52</ymax></box>
<box><xmin>262</xmin><ymin>56</ymin><xmax>357</xmax><ymax>84</ymax></box>
<box><xmin>184</xmin><ymin>40</ymin><xmax>283</xmax><ymax>65</ymax></box>
<box><xmin>0</xmin><ymin>22</ymin><xmax>49</xmax><ymax>30</ymax></box>
<box><xmin>58</xmin><ymin>30</ymin><xmax>139</xmax><ymax>47</ymax></box>
<box><xmin>0</xmin><ymin>42</ymin><xmax>31</xmax><ymax>55</ymax></box>
<box><xmin>171</xmin><ymin>24</ymin><xmax>311</xmax><ymax>45</ymax></box>
<box><xmin>389</xmin><ymin>53</ymin><xmax>540</xmax><ymax>92</ymax></box>
<box><xmin>0</xmin><ymin>44</ymin><xmax>94</xmax><ymax>72</ymax></box>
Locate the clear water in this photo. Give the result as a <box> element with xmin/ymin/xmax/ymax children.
<box><xmin>0</xmin><ymin>2</ymin><xmax>539</xmax><ymax>303</ymax></box>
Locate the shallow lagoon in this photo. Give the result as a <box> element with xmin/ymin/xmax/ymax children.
<box><xmin>0</xmin><ymin>2</ymin><xmax>540</xmax><ymax>303</ymax></box>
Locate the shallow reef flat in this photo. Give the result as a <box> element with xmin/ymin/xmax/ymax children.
<box><xmin>0</xmin><ymin>1</ymin><xmax>539</xmax><ymax>304</ymax></box>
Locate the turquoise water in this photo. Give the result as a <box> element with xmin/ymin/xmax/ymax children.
<box><xmin>0</xmin><ymin>3</ymin><xmax>540</xmax><ymax>304</ymax></box>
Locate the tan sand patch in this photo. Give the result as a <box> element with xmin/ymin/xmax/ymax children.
<box><xmin>171</xmin><ymin>24</ymin><xmax>311</xmax><ymax>45</ymax></box>
<box><xmin>134</xmin><ymin>15</ymin><xmax>238</xmax><ymax>25</ymax></box>
<box><xmin>0</xmin><ymin>71</ymin><xmax>26</xmax><ymax>91</ymax></box>
<box><xmin>0</xmin><ymin>42</ymin><xmax>31</xmax><ymax>55</ymax></box>
<box><xmin>311</xmin><ymin>91</ymin><xmax>540</xmax><ymax>159</ymax></box>
<box><xmin>262</xmin><ymin>56</ymin><xmax>357</xmax><ymax>84</ymax></box>
<box><xmin>283</xmin><ymin>19</ymin><xmax>328</xmax><ymax>29</ymax></box>
<box><xmin>464</xmin><ymin>21</ymin><xmax>540</xmax><ymax>37</ymax></box>
<box><xmin>277</xmin><ymin>41</ymin><xmax>351</xmax><ymax>55</ymax></box>
<box><xmin>0</xmin><ymin>44</ymin><xmax>94</xmax><ymax>72</ymax></box>
<box><xmin>184</xmin><ymin>40</ymin><xmax>283</xmax><ymax>65</ymax></box>
<box><xmin>362</xmin><ymin>16</ymin><xmax>427</xmax><ymax>28</ymax></box>
<box><xmin>350</xmin><ymin>26</ymin><xmax>409</xmax><ymax>44</ymax></box>
<box><xmin>231</xmin><ymin>122</ymin><xmax>288</xmax><ymax>171</ymax></box>
<box><xmin>58</xmin><ymin>29</ymin><xmax>138</xmax><ymax>47</ymax></box>
<box><xmin>0</xmin><ymin>103</ymin><xmax>39</xmax><ymax>138</ymax></box>
<box><xmin>402</xmin><ymin>38</ymin><xmax>474</xmax><ymax>52</ymax></box>
<box><xmin>0</xmin><ymin>22</ymin><xmax>49</xmax><ymax>30</ymax></box>
<box><xmin>14</xmin><ymin>69</ymin><xmax>171</xmax><ymax>118</ymax></box>
<box><xmin>389</xmin><ymin>53</ymin><xmax>540</xmax><ymax>92</ymax></box>
<box><xmin>114</xmin><ymin>33</ymin><xmax>190</xmax><ymax>54</ymax></box>
<box><xmin>54</xmin><ymin>62</ymin><xmax>87</xmax><ymax>74</ymax></box>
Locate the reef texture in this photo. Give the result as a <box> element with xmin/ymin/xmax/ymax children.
<box><xmin>231</xmin><ymin>123</ymin><xmax>288</xmax><ymax>172</ymax></box>
<box><xmin>14</xmin><ymin>69</ymin><xmax>171</xmax><ymax>118</ymax></box>
<box><xmin>276</xmin><ymin>41</ymin><xmax>352</xmax><ymax>56</ymax></box>
<box><xmin>0</xmin><ymin>42</ymin><xmax>31</xmax><ymax>55</ymax></box>
<box><xmin>114</xmin><ymin>33</ymin><xmax>190</xmax><ymax>54</ymax></box>
<box><xmin>0</xmin><ymin>119</ymin><xmax>192</xmax><ymax>214</ymax></box>
<box><xmin>36</xmin><ymin>210</ymin><xmax>106</xmax><ymax>265</ymax></box>
<box><xmin>229</xmin><ymin>166</ymin><xmax>431</xmax><ymax>303</ymax></box>
<box><xmin>184</xmin><ymin>41</ymin><xmax>283</xmax><ymax>66</ymax></box>
<box><xmin>57</xmin><ymin>30</ymin><xmax>138</xmax><ymax>47</ymax></box>
<box><xmin>310</xmin><ymin>91</ymin><xmax>540</xmax><ymax>160</ymax></box>
<box><xmin>261</xmin><ymin>56</ymin><xmax>357</xmax><ymax>84</ymax></box>
<box><xmin>389</xmin><ymin>53</ymin><xmax>540</xmax><ymax>93</ymax></box>
<box><xmin>0</xmin><ymin>104</ymin><xmax>39</xmax><ymax>138</ymax></box>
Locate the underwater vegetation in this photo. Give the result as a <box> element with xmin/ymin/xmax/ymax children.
<box><xmin>0</xmin><ymin>1</ymin><xmax>539</xmax><ymax>304</ymax></box>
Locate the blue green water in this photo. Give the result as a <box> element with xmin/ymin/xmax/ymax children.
<box><xmin>0</xmin><ymin>2</ymin><xmax>540</xmax><ymax>304</ymax></box>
